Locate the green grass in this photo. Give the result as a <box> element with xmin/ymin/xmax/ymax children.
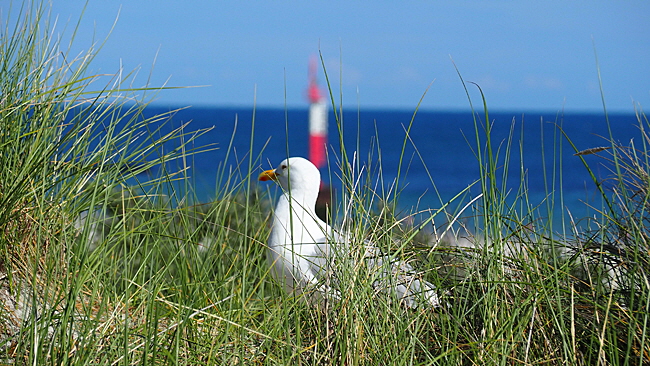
<box><xmin>1</xmin><ymin>2</ymin><xmax>648</xmax><ymax>365</ymax></box>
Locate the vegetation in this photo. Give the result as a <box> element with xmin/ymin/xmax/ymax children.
<box><xmin>0</xmin><ymin>2</ymin><xmax>648</xmax><ymax>364</ymax></box>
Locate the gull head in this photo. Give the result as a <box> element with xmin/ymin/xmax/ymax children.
<box><xmin>258</xmin><ymin>157</ymin><xmax>321</xmax><ymax>193</ymax></box>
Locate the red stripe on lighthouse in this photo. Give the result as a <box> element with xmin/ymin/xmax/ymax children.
<box><xmin>309</xmin><ymin>133</ymin><xmax>327</xmax><ymax>169</ymax></box>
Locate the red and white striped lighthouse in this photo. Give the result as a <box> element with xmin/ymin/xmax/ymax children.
<box><xmin>307</xmin><ymin>56</ymin><xmax>328</xmax><ymax>169</ymax></box>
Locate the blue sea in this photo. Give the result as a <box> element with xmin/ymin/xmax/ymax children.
<box><xmin>141</xmin><ymin>106</ymin><xmax>641</xmax><ymax>226</ymax></box>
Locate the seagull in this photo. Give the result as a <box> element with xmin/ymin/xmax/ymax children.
<box><xmin>258</xmin><ymin>157</ymin><xmax>441</xmax><ymax>308</ymax></box>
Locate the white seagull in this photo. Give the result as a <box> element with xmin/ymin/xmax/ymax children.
<box><xmin>258</xmin><ymin>157</ymin><xmax>441</xmax><ymax>308</ymax></box>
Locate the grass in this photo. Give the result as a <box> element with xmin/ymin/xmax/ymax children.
<box><xmin>1</xmin><ymin>1</ymin><xmax>649</xmax><ymax>365</ymax></box>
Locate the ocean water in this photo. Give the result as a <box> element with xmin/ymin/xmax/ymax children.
<box><xmin>141</xmin><ymin>106</ymin><xmax>641</xmax><ymax>225</ymax></box>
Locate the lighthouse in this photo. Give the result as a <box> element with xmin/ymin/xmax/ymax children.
<box><xmin>307</xmin><ymin>55</ymin><xmax>331</xmax><ymax>221</ymax></box>
<box><xmin>307</xmin><ymin>56</ymin><xmax>328</xmax><ymax>169</ymax></box>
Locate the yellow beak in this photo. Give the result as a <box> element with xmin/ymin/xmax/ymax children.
<box><xmin>258</xmin><ymin>169</ymin><xmax>278</xmax><ymax>181</ymax></box>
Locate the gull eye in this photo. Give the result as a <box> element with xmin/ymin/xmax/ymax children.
<box><xmin>281</xmin><ymin>164</ymin><xmax>287</xmax><ymax>170</ymax></box>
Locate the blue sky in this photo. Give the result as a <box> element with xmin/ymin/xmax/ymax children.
<box><xmin>47</xmin><ymin>1</ymin><xmax>649</xmax><ymax>112</ymax></box>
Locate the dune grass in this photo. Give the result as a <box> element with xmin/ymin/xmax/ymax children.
<box><xmin>1</xmin><ymin>2</ymin><xmax>649</xmax><ymax>365</ymax></box>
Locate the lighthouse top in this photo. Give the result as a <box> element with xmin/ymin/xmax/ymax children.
<box><xmin>307</xmin><ymin>56</ymin><xmax>324</xmax><ymax>104</ymax></box>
